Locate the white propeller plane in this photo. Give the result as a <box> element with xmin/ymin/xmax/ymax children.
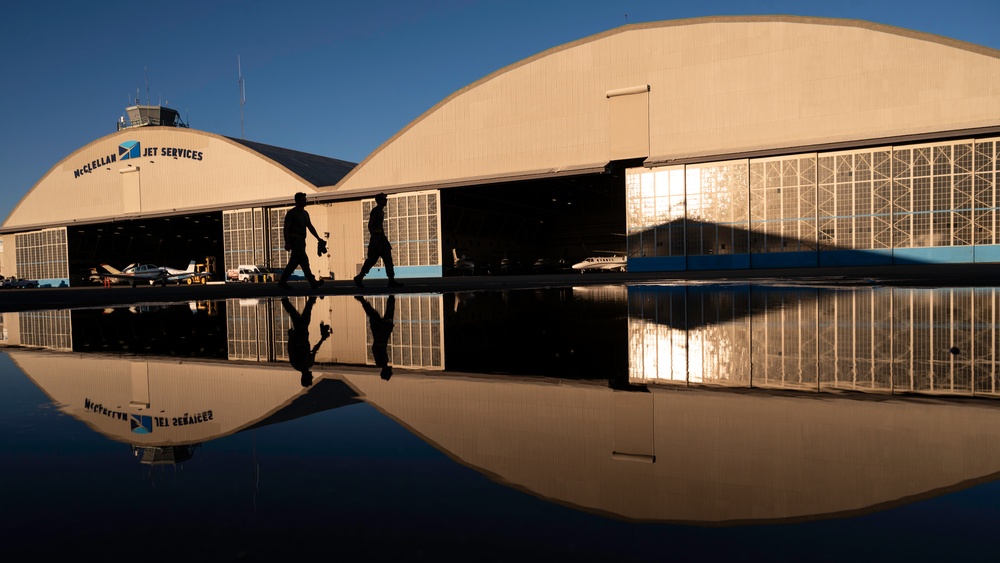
<box><xmin>98</xmin><ymin>261</ymin><xmax>197</xmax><ymax>287</ymax></box>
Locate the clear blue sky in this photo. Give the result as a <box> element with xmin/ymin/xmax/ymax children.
<box><xmin>1</xmin><ymin>0</ymin><xmax>998</xmax><ymax>223</ymax></box>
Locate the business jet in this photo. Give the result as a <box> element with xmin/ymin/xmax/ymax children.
<box><xmin>99</xmin><ymin>261</ymin><xmax>197</xmax><ymax>287</ymax></box>
<box><xmin>571</xmin><ymin>255</ymin><xmax>627</xmax><ymax>272</ymax></box>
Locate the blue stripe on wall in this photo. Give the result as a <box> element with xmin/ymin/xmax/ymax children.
<box><xmin>819</xmin><ymin>249</ymin><xmax>893</xmax><ymax>267</ymax></box>
<box><xmin>359</xmin><ymin>265</ymin><xmax>443</xmax><ymax>279</ymax></box>
<box><xmin>892</xmin><ymin>247</ymin><xmax>974</xmax><ymax>264</ymax></box>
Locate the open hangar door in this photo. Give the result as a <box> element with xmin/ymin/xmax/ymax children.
<box><xmin>66</xmin><ymin>212</ymin><xmax>224</xmax><ymax>286</ymax></box>
<box><xmin>439</xmin><ymin>161</ymin><xmax>630</xmax><ymax>275</ymax></box>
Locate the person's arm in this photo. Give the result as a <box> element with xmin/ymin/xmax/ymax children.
<box><xmin>306</xmin><ymin>215</ymin><xmax>322</xmax><ymax>241</ymax></box>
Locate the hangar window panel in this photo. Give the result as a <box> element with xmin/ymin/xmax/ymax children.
<box><xmin>224</xmin><ymin>208</ymin><xmax>268</xmax><ymax>272</ymax></box>
<box><xmin>15</xmin><ymin>227</ymin><xmax>67</xmax><ymax>282</ymax></box>
<box><xmin>263</xmin><ymin>209</ymin><xmax>287</xmax><ymax>270</ymax></box>
<box><xmin>955</xmin><ymin>175</ymin><xmax>973</xmax><ymax>210</ymax></box>
<box><xmin>955</xmin><ymin>210</ymin><xmax>973</xmax><ymax>247</ymax></box>
<box><xmin>955</xmin><ymin>144</ymin><xmax>974</xmax><ymax>175</ymax></box>
<box><xmin>273</xmin><ymin>297</ymin><xmax>306</xmax><ymax>362</ymax></box>
<box><xmin>933</xmin><ymin>146</ymin><xmax>953</xmax><ymax>176</ymax></box>
<box><xmin>751</xmin><ymin>155</ymin><xmax>817</xmax><ymax>253</ymax></box>
<box><xmin>360</xmin><ymin>192</ymin><xmax>439</xmax><ymax>270</ymax></box>
<box><xmin>628</xmin><ymin>167</ymin><xmax>688</xmax><ymax>258</ymax></box>
<box><xmin>227</xmin><ymin>299</ymin><xmax>272</xmax><ymax>362</ymax></box>
<box><xmin>933</xmin><ymin>176</ymin><xmax>952</xmax><ymax>212</ymax></box>
<box><xmin>684</xmin><ymin>161</ymin><xmax>749</xmax><ymax>256</ymax></box>
<box><xmin>627</xmin><ymin>136</ymin><xmax>998</xmax><ymax>265</ymax></box>
<box><xmin>973</xmin><ymin>140</ymin><xmax>998</xmax><ymax>245</ymax></box>
<box><xmin>365</xmin><ymin>295</ymin><xmax>443</xmax><ymax>370</ymax></box>
<box><xmin>19</xmin><ymin>309</ymin><xmax>71</xmax><ymax>351</ymax></box>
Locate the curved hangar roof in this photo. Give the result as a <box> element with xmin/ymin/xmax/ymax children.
<box><xmin>333</xmin><ymin>15</ymin><xmax>1000</xmax><ymax>194</ymax></box>
<box><xmin>9</xmin><ymin>16</ymin><xmax>1000</xmax><ymax>232</ymax></box>
<box><xmin>3</xmin><ymin>127</ymin><xmax>355</xmax><ymax>232</ymax></box>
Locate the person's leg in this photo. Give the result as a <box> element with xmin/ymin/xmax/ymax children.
<box><xmin>300</xmin><ymin>295</ymin><xmax>316</xmax><ymax>323</ymax></box>
<box><xmin>382</xmin><ymin>248</ymin><xmax>395</xmax><ymax>280</ymax></box>
<box><xmin>298</xmin><ymin>254</ymin><xmax>315</xmax><ymax>284</ymax></box>
<box><xmin>280</xmin><ymin>243</ymin><xmax>306</xmax><ymax>286</ymax></box>
<box><xmin>354</xmin><ymin>243</ymin><xmax>377</xmax><ymax>286</ymax></box>
<box><xmin>280</xmin><ymin>296</ymin><xmax>300</xmax><ymax>319</ymax></box>
<box><xmin>359</xmin><ymin>243</ymin><xmax>380</xmax><ymax>277</ymax></box>
<box><xmin>379</xmin><ymin>239</ymin><xmax>402</xmax><ymax>286</ymax></box>
<box><xmin>279</xmin><ymin>255</ymin><xmax>300</xmax><ymax>286</ymax></box>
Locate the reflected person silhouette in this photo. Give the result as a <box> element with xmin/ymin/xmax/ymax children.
<box><xmin>355</xmin><ymin>295</ymin><xmax>395</xmax><ymax>380</ymax></box>
<box><xmin>282</xmin><ymin>296</ymin><xmax>332</xmax><ymax>387</ymax></box>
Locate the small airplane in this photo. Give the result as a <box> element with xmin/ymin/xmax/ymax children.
<box><xmin>452</xmin><ymin>249</ymin><xmax>475</xmax><ymax>275</ymax></box>
<box><xmin>571</xmin><ymin>254</ymin><xmax>627</xmax><ymax>272</ymax></box>
<box><xmin>99</xmin><ymin>261</ymin><xmax>197</xmax><ymax>287</ymax></box>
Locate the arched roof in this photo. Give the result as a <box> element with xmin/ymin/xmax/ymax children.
<box><xmin>332</xmin><ymin>16</ymin><xmax>1000</xmax><ymax>195</ymax></box>
<box><xmin>227</xmin><ymin>137</ymin><xmax>355</xmax><ymax>187</ymax></box>
<box><xmin>3</xmin><ymin>127</ymin><xmax>355</xmax><ymax>232</ymax></box>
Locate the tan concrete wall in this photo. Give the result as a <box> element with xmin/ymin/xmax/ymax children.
<box><xmin>322</xmin><ymin>199</ymin><xmax>365</xmax><ymax>281</ymax></box>
<box><xmin>334</xmin><ymin>16</ymin><xmax>1000</xmax><ymax>194</ymax></box>
<box><xmin>4</xmin><ymin>128</ymin><xmax>316</xmax><ymax>230</ymax></box>
<box><xmin>0</xmin><ymin>234</ymin><xmax>15</xmax><ymax>278</ymax></box>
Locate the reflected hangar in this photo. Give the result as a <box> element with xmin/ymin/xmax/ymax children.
<box><xmin>10</xmin><ymin>286</ymin><xmax>1000</xmax><ymax>523</ymax></box>
<box><xmin>3</xmin><ymin>17</ymin><xmax>1000</xmax><ymax>286</ymax></box>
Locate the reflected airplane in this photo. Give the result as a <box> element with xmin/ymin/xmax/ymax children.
<box><xmin>571</xmin><ymin>254</ymin><xmax>627</xmax><ymax>272</ymax></box>
<box><xmin>99</xmin><ymin>261</ymin><xmax>197</xmax><ymax>287</ymax></box>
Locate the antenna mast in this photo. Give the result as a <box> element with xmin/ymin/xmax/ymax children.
<box><xmin>144</xmin><ymin>66</ymin><xmax>150</xmax><ymax>105</ymax></box>
<box><xmin>238</xmin><ymin>55</ymin><xmax>246</xmax><ymax>139</ymax></box>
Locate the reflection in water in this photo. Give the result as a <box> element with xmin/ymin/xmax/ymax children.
<box><xmin>343</xmin><ymin>372</ymin><xmax>1000</xmax><ymax>523</ymax></box>
<box><xmin>630</xmin><ymin>285</ymin><xmax>1000</xmax><ymax>397</ymax></box>
<box><xmin>4</xmin><ymin>285</ymin><xmax>1000</xmax><ymax>526</ymax></box>
<box><xmin>282</xmin><ymin>296</ymin><xmax>332</xmax><ymax>387</ymax></box>
<box><xmin>7</xmin><ymin>286</ymin><xmax>1000</xmax><ymax>397</ymax></box>
<box><xmin>132</xmin><ymin>444</ymin><xmax>197</xmax><ymax>465</ymax></box>
<box><xmin>356</xmin><ymin>294</ymin><xmax>396</xmax><ymax>380</ymax></box>
<box><xmin>11</xmin><ymin>345</ymin><xmax>1000</xmax><ymax>524</ymax></box>
<box><xmin>11</xmin><ymin>350</ymin><xmax>361</xmax><ymax>466</ymax></box>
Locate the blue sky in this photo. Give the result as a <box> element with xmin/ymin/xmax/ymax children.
<box><xmin>1</xmin><ymin>0</ymin><xmax>998</xmax><ymax>223</ymax></box>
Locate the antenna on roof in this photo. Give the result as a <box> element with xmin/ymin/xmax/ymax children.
<box><xmin>238</xmin><ymin>55</ymin><xmax>246</xmax><ymax>139</ymax></box>
<box><xmin>144</xmin><ymin>66</ymin><xmax>150</xmax><ymax>105</ymax></box>
<box><xmin>625</xmin><ymin>13</ymin><xmax>629</xmax><ymax>24</ymax></box>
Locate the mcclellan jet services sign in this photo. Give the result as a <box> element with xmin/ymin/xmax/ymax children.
<box><xmin>73</xmin><ymin>140</ymin><xmax>205</xmax><ymax>179</ymax></box>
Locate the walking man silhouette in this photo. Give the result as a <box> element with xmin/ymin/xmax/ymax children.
<box><xmin>279</xmin><ymin>192</ymin><xmax>326</xmax><ymax>291</ymax></box>
<box><xmin>354</xmin><ymin>193</ymin><xmax>402</xmax><ymax>288</ymax></box>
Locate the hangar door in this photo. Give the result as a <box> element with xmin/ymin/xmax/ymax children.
<box><xmin>15</xmin><ymin>227</ymin><xmax>69</xmax><ymax>287</ymax></box>
<box><xmin>222</xmin><ymin>208</ymin><xmax>268</xmax><ymax>274</ymax></box>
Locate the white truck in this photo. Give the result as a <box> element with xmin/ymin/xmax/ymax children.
<box><xmin>226</xmin><ymin>265</ymin><xmax>271</xmax><ymax>283</ymax></box>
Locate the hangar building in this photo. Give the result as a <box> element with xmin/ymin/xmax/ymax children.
<box><xmin>4</xmin><ymin>16</ymin><xmax>1000</xmax><ymax>286</ymax></box>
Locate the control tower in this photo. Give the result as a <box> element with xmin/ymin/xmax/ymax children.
<box><xmin>117</xmin><ymin>104</ymin><xmax>188</xmax><ymax>130</ymax></box>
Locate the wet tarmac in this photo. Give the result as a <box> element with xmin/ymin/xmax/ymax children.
<box><xmin>5</xmin><ymin>272</ymin><xmax>1000</xmax><ymax>560</ymax></box>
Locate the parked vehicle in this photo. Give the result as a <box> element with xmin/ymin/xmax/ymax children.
<box><xmin>2</xmin><ymin>277</ymin><xmax>38</xmax><ymax>289</ymax></box>
<box><xmin>226</xmin><ymin>265</ymin><xmax>271</xmax><ymax>283</ymax></box>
